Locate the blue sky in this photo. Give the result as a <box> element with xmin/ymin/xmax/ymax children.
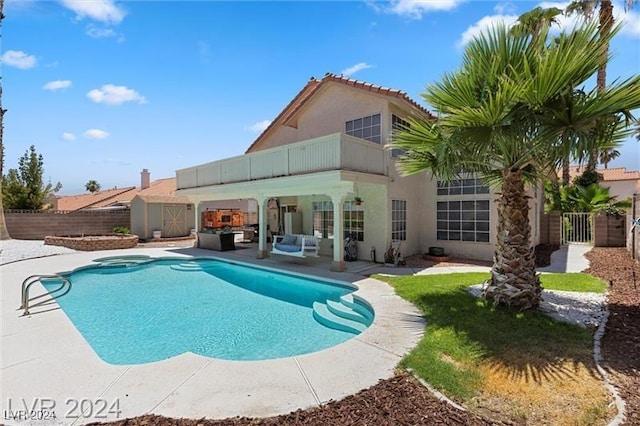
<box><xmin>3</xmin><ymin>0</ymin><xmax>639</xmax><ymax>195</ymax></box>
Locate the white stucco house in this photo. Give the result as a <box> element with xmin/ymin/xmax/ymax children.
<box><xmin>175</xmin><ymin>73</ymin><xmax>542</xmax><ymax>271</ymax></box>
<box><xmin>567</xmin><ymin>166</ymin><xmax>640</xmax><ymax>201</ymax></box>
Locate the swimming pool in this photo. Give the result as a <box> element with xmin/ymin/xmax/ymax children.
<box><xmin>42</xmin><ymin>256</ymin><xmax>374</xmax><ymax>365</ymax></box>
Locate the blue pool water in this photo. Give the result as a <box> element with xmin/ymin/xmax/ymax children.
<box><xmin>43</xmin><ymin>257</ymin><xmax>373</xmax><ymax>365</ymax></box>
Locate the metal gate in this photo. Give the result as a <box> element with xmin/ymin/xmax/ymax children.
<box><xmin>562</xmin><ymin>212</ymin><xmax>593</xmax><ymax>245</ymax></box>
<box><xmin>162</xmin><ymin>204</ymin><xmax>186</xmax><ymax>237</ymax></box>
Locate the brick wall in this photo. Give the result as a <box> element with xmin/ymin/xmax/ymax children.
<box><xmin>44</xmin><ymin>235</ymin><xmax>138</xmax><ymax>251</ymax></box>
<box><xmin>593</xmin><ymin>213</ymin><xmax>626</xmax><ymax>247</ymax></box>
<box><xmin>5</xmin><ymin>209</ymin><xmax>131</xmax><ymax>240</ymax></box>
<box><xmin>539</xmin><ymin>212</ymin><xmax>561</xmax><ymax>246</ymax></box>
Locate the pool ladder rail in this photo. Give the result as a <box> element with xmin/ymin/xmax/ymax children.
<box><xmin>20</xmin><ymin>274</ymin><xmax>72</xmax><ymax>316</ymax></box>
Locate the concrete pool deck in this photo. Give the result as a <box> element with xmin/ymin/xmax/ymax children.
<box><xmin>1</xmin><ymin>246</ymin><xmax>426</xmax><ymax>425</ymax></box>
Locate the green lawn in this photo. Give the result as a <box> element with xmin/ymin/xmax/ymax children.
<box><xmin>374</xmin><ymin>272</ymin><xmax>599</xmax><ymax>401</ymax></box>
<box><xmin>540</xmin><ymin>273</ymin><xmax>607</xmax><ymax>293</ymax></box>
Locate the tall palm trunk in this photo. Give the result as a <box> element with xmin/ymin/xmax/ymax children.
<box><xmin>587</xmin><ymin>0</ymin><xmax>614</xmax><ymax>171</ymax></box>
<box><xmin>483</xmin><ymin>169</ymin><xmax>541</xmax><ymax>309</ymax></box>
<box><xmin>0</xmin><ymin>0</ymin><xmax>10</xmax><ymax>240</ymax></box>
<box><xmin>562</xmin><ymin>157</ymin><xmax>571</xmax><ymax>185</ymax></box>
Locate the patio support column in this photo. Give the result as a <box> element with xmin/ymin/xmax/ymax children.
<box><xmin>330</xmin><ymin>193</ymin><xmax>346</xmax><ymax>272</ymax></box>
<box><xmin>194</xmin><ymin>201</ymin><xmax>201</xmax><ymax>232</ymax></box>
<box><xmin>256</xmin><ymin>196</ymin><xmax>269</xmax><ymax>259</ymax></box>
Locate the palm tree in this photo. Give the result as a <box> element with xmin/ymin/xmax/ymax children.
<box><xmin>510</xmin><ymin>6</ymin><xmax>563</xmax><ymax>42</ymax></box>
<box><xmin>568</xmin><ymin>183</ymin><xmax>631</xmax><ymax>213</ymax></box>
<box><xmin>85</xmin><ymin>180</ymin><xmax>101</xmax><ymax>193</ymax></box>
<box><xmin>566</xmin><ymin>0</ymin><xmax>638</xmax><ymax>170</ymax></box>
<box><xmin>391</xmin><ymin>21</ymin><xmax>640</xmax><ymax>310</ymax></box>
<box><xmin>598</xmin><ymin>147</ymin><xmax>620</xmax><ymax>168</ymax></box>
<box><xmin>0</xmin><ymin>1</ymin><xmax>10</xmax><ymax>240</ymax></box>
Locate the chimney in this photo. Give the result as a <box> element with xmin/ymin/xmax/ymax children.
<box><xmin>141</xmin><ymin>169</ymin><xmax>150</xmax><ymax>189</ymax></box>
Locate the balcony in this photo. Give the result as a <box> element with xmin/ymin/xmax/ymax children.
<box><xmin>176</xmin><ymin>133</ymin><xmax>387</xmax><ymax>190</ymax></box>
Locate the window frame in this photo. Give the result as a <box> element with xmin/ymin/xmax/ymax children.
<box><xmin>343</xmin><ymin>200</ymin><xmax>364</xmax><ymax>241</ymax></box>
<box><xmin>312</xmin><ymin>201</ymin><xmax>334</xmax><ymax>239</ymax></box>
<box><xmin>390</xmin><ymin>114</ymin><xmax>410</xmax><ymax>159</ymax></box>
<box><xmin>436</xmin><ymin>199</ymin><xmax>490</xmax><ymax>243</ymax></box>
<box><xmin>391</xmin><ymin>199</ymin><xmax>407</xmax><ymax>241</ymax></box>
<box><xmin>346</xmin><ymin>113</ymin><xmax>382</xmax><ymax>144</ymax></box>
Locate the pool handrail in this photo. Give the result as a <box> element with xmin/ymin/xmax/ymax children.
<box><xmin>20</xmin><ymin>274</ymin><xmax>72</xmax><ymax>316</ymax></box>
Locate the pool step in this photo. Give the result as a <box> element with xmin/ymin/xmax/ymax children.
<box><xmin>339</xmin><ymin>294</ymin><xmax>375</xmax><ymax>323</ymax></box>
<box><xmin>312</xmin><ymin>302</ymin><xmax>367</xmax><ymax>334</ymax></box>
<box><xmin>326</xmin><ymin>299</ymin><xmax>372</xmax><ymax>325</ymax></box>
<box><xmin>170</xmin><ymin>262</ymin><xmax>204</xmax><ymax>272</ymax></box>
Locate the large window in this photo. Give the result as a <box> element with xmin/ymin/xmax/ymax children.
<box><xmin>344</xmin><ymin>201</ymin><xmax>364</xmax><ymax>241</ymax></box>
<box><xmin>390</xmin><ymin>114</ymin><xmax>410</xmax><ymax>158</ymax></box>
<box><xmin>312</xmin><ymin>200</ymin><xmax>365</xmax><ymax>241</ymax></box>
<box><xmin>346</xmin><ymin>113</ymin><xmax>381</xmax><ymax>144</ymax></box>
<box><xmin>391</xmin><ymin>199</ymin><xmax>407</xmax><ymax>241</ymax></box>
<box><xmin>437</xmin><ymin>200</ymin><xmax>490</xmax><ymax>242</ymax></box>
<box><xmin>437</xmin><ymin>179</ymin><xmax>489</xmax><ymax>196</ymax></box>
<box><xmin>312</xmin><ymin>201</ymin><xmax>334</xmax><ymax>239</ymax></box>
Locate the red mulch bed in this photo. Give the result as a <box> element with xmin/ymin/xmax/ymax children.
<box><xmin>584</xmin><ymin>247</ymin><xmax>640</xmax><ymax>425</ymax></box>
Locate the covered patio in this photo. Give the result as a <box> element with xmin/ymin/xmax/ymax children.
<box><xmin>176</xmin><ymin>169</ymin><xmax>388</xmax><ymax>272</ymax></box>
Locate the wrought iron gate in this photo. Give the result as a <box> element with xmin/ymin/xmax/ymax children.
<box><xmin>561</xmin><ymin>212</ymin><xmax>593</xmax><ymax>245</ymax></box>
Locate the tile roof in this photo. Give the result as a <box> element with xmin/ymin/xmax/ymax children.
<box><xmin>133</xmin><ymin>194</ymin><xmax>190</xmax><ymax>204</ymax></box>
<box><xmin>565</xmin><ymin>166</ymin><xmax>640</xmax><ymax>182</ymax></box>
<box><xmin>55</xmin><ymin>187</ymin><xmax>136</xmax><ymax>211</ymax></box>
<box><xmin>55</xmin><ymin>177</ymin><xmax>177</xmax><ymax>211</ymax></box>
<box><xmin>245</xmin><ymin>72</ymin><xmax>435</xmax><ymax>153</ymax></box>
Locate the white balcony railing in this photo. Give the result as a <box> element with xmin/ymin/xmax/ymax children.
<box><xmin>176</xmin><ymin>133</ymin><xmax>386</xmax><ymax>190</ymax></box>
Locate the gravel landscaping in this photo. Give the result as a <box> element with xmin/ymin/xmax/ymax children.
<box><xmin>0</xmin><ymin>239</ymin><xmax>76</xmax><ymax>265</ymax></box>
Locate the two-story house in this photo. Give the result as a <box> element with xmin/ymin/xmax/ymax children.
<box><xmin>175</xmin><ymin>73</ymin><xmax>542</xmax><ymax>271</ymax></box>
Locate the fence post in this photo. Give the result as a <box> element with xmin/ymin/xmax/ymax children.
<box><xmin>549</xmin><ymin>211</ymin><xmax>561</xmax><ymax>246</ymax></box>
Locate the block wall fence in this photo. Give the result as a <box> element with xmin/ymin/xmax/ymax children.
<box><xmin>4</xmin><ymin>210</ymin><xmax>131</xmax><ymax>240</ymax></box>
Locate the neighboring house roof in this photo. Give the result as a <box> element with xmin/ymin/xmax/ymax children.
<box><xmin>56</xmin><ymin>177</ymin><xmax>177</xmax><ymax>211</ymax></box>
<box><xmin>566</xmin><ymin>166</ymin><xmax>640</xmax><ymax>182</ymax></box>
<box><xmin>133</xmin><ymin>194</ymin><xmax>190</xmax><ymax>204</ymax></box>
<box><xmin>56</xmin><ymin>187</ymin><xmax>136</xmax><ymax>211</ymax></box>
<box><xmin>137</xmin><ymin>177</ymin><xmax>177</xmax><ymax>197</ymax></box>
<box><xmin>245</xmin><ymin>72</ymin><xmax>435</xmax><ymax>153</ymax></box>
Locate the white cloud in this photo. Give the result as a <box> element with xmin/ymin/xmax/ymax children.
<box><xmin>457</xmin><ymin>14</ymin><xmax>519</xmax><ymax>47</ymax></box>
<box><xmin>62</xmin><ymin>132</ymin><xmax>76</xmax><ymax>141</ymax></box>
<box><xmin>43</xmin><ymin>80</ymin><xmax>72</xmax><ymax>91</ymax></box>
<box><xmin>60</xmin><ymin>0</ymin><xmax>126</xmax><ymax>24</ymax></box>
<box><xmin>247</xmin><ymin>120</ymin><xmax>272</xmax><ymax>133</ymax></box>
<box><xmin>340</xmin><ymin>62</ymin><xmax>374</xmax><ymax>77</ymax></box>
<box><xmin>83</xmin><ymin>129</ymin><xmax>110</xmax><ymax>139</ymax></box>
<box><xmin>621</xmin><ymin>11</ymin><xmax>640</xmax><ymax>36</ymax></box>
<box><xmin>1</xmin><ymin>50</ymin><xmax>37</xmax><ymax>69</ymax></box>
<box><xmin>372</xmin><ymin>0</ymin><xmax>462</xmax><ymax>19</ymax></box>
<box><xmin>87</xmin><ymin>84</ymin><xmax>147</xmax><ymax>105</ymax></box>
<box><xmin>494</xmin><ymin>2</ymin><xmax>516</xmax><ymax>15</ymax></box>
<box><xmin>617</xmin><ymin>5</ymin><xmax>640</xmax><ymax>37</ymax></box>
<box><xmin>85</xmin><ymin>24</ymin><xmax>117</xmax><ymax>38</ymax></box>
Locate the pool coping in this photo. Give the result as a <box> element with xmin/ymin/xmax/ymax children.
<box><xmin>1</xmin><ymin>247</ymin><xmax>425</xmax><ymax>425</ymax></box>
